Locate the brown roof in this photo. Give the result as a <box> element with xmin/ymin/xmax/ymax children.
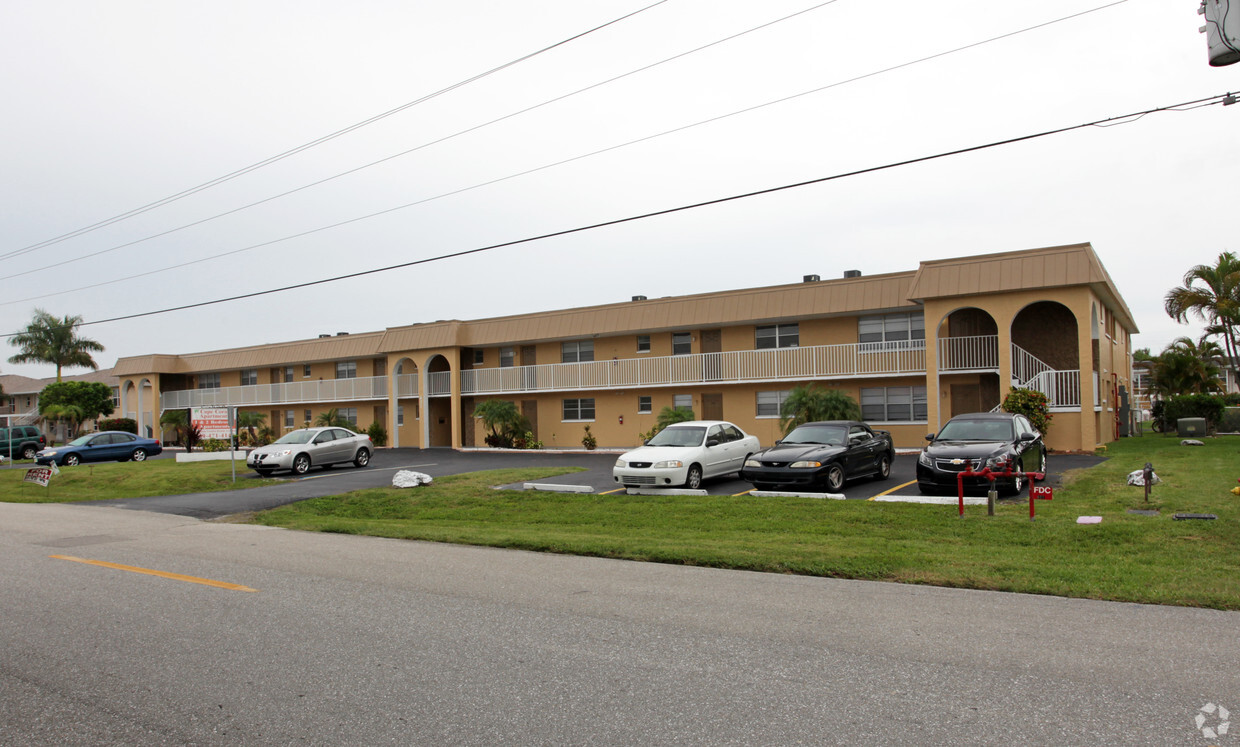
<box><xmin>112</xmin><ymin>332</ymin><xmax>386</xmax><ymax>376</ymax></box>
<box><xmin>907</xmin><ymin>243</ymin><xmax>1138</xmax><ymax>332</ymax></box>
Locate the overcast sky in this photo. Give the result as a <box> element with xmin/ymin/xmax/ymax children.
<box><xmin>2</xmin><ymin>0</ymin><xmax>1238</xmax><ymax>380</ymax></box>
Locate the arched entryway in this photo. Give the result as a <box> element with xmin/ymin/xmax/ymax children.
<box><xmin>390</xmin><ymin>357</ymin><xmax>419</xmax><ymax>448</ymax></box>
<box><xmin>937</xmin><ymin>307</ymin><xmax>1001</xmax><ymax>416</ymax></box>
<box><xmin>425</xmin><ymin>354</ymin><xmax>453</xmax><ymax>447</ymax></box>
<box><xmin>1011</xmin><ymin>300</ymin><xmax>1081</xmax><ymax>408</ymax></box>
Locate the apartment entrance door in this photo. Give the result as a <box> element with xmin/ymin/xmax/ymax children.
<box><xmin>701</xmin><ymin>393</ymin><xmax>724</xmax><ymax>421</ymax></box>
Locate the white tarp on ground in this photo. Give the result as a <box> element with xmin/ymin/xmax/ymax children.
<box><xmin>1126</xmin><ymin>469</ymin><xmax>1161</xmax><ymax>487</ymax></box>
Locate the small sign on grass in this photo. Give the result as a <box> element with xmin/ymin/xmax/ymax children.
<box><xmin>24</xmin><ymin>467</ymin><xmax>54</xmax><ymax>487</ymax></box>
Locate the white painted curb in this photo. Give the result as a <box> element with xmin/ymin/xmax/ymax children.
<box><xmin>523</xmin><ymin>483</ymin><xmax>594</xmax><ymax>494</ymax></box>
<box><xmin>749</xmin><ymin>490</ymin><xmax>846</xmax><ymax>499</ymax></box>
<box><xmin>175</xmin><ymin>451</ymin><xmax>248</xmax><ymax>463</ymax></box>
<box><xmin>873</xmin><ymin>495</ymin><xmax>987</xmax><ymax>505</ymax></box>
<box><xmin>626</xmin><ymin>488</ymin><xmax>707</xmax><ymax>496</ymax></box>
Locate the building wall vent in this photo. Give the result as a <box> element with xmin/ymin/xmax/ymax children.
<box><xmin>802</xmin><ymin>274</ymin><xmax>820</xmax><ymax>283</ymax></box>
<box><xmin>843</xmin><ymin>270</ymin><xmax>862</xmax><ymax>278</ymax></box>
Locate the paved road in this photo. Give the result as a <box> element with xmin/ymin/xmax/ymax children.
<box><xmin>92</xmin><ymin>448</ymin><xmax>1105</xmax><ymax>519</ymax></box>
<box><xmin>2</xmin><ymin>501</ymin><xmax>1235</xmax><ymax>745</ymax></box>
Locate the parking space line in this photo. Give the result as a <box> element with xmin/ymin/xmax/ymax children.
<box><xmin>732</xmin><ymin>489</ymin><xmax>754</xmax><ymax>496</ymax></box>
<box><xmin>600</xmin><ymin>488</ymin><xmax>627</xmax><ymax>495</ymax></box>
<box><xmin>50</xmin><ymin>555</ymin><xmax>258</xmax><ymax>592</ymax></box>
<box><xmin>868</xmin><ymin>480</ymin><xmax>916</xmax><ymax>501</ymax></box>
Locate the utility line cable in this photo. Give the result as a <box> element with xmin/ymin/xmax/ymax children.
<box><xmin>0</xmin><ymin>0</ymin><xmax>670</xmax><ymax>262</ymax></box>
<box><xmin>1</xmin><ymin>0</ymin><xmax>1130</xmax><ymax>304</ymax></box>
<box><xmin>1</xmin><ymin>0</ymin><xmax>843</xmax><ymax>281</ymax></box>
<box><xmin>5</xmin><ymin>89</ymin><xmax>1230</xmax><ymax>336</ymax></box>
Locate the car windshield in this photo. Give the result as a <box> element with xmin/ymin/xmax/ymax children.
<box><xmin>274</xmin><ymin>430</ymin><xmax>317</xmax><ymax>445</ymax></box>
<box><xmin>781</xmin><ymin>425</ymin><xmax>847</xmax><ymax>446</ymax></box>
<box><xmin>937</xmin><ymin>419</ymin><xmax>1014</xmax><ymax>441</ymax></box>
<box><xmin>647</xmin><ymin>426</ymin><xmax>705</xmax><ymax>447</ymax></box>
<box><xmin>67</xmin><ymin>434</ymin><xmax>96</xmax><ymax>446</ymax></box>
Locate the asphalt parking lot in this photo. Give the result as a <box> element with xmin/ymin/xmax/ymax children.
<box><xmin>87</xmin><ymin>447</ymin><xmax>1108</xmax><ymax>519</ymax></box>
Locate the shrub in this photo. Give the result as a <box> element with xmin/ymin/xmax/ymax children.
<box><xmin>366</xmin><ymin>421</ymin><xmax>388</xmax><ymax>447</ymax></box>
<box><xmin>581</xmin><ymin>425</ymin><xmax>597</xmax><ymax>450</ymax></box>
<box><xmin>201</xmin><ymin>438</ymin><xmax>231</xmax><ymax>452</ymax></box>
<box><xmin>1002</xmin><ymin>387</ymin><xmax>1052</xmax><ymax>436</ymax></box>
<box><xmin>98</xmin><ymin>417</ymin><xmax>138</xmax><ymax>434</ymax></box>
<box><xmin>520</xmin><ymin>430</ymin><xmax>543</xmax><ymax>449</ymax></box>
<box><xmin>1162</xmin><ymin>393</ymin><xmax>1226</xmax><ymax>432</ymax></box>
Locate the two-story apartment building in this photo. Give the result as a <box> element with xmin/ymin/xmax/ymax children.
<box><xmin>113</xmin><ymin>243</ymin><xmax>1138</xmax><ymax>452</ymax></box>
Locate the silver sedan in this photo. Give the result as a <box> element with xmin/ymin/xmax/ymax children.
<box><xmin>247</xmin><ymin>427</ymin><xmax>373</xmax><ymax>476</ymax></box>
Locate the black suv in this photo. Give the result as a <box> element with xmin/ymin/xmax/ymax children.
<box><xmin>0</xmin><ymin>425</ymin><xmax>47</xmax><ymax>461</ymax></box>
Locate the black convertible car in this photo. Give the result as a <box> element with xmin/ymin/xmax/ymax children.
<box><xmin>916</xmin><ymin>412</ymin><xmax>1047</xmax><ymax>496</ymax></box>
<box><xmin>740</xmin><ymin>420</ymin><xmax>894</xmax><ymax>493</ymax></box>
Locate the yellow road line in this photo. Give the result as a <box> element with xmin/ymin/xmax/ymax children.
<box><xmin>50</xmin><ymin>555</ymin><xmax>257</xmax><ymax>592</ymax></box>
<box><xmin>599</xmin><ymin>487</ymin><xmax>627</xmax><ymax>495</ymax></box>
<box><xmin>732</xmin><ymin>489</ymin><xmax>754</xmax><ymax>496</ymax></box>
<box><xmin>868</xmin><ymin>480</ymin><xmax>916</xmax><ymax>501</ymax></box>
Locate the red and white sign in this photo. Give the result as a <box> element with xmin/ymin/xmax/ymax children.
<box><xmin>1031</xmin><ymin>485</ymin><xmax>1054</xmax><ymax>500</ymax></box>
<box><xmin>24</xmin><ymin>467</ymin><xmax>53</xmax><ymax>487</ymax></box>
<box><xmin>191</xmin><ymin>407</ymin><xmax>232</xmax><ymax>440</ymax></box>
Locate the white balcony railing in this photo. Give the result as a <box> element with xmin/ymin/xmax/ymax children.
<box><xmin>1027</xmin><ymin>369</ymin><xmax>1082</xmax><ymax>409</ymax></box>
<box><xmin>460</xmin><ymin>340</ymin><xmax>928</xmax><ymax>396</ymax></box>
<box><xmin>938</xmin><ymin>335</ymin><xmax>999</xmax><ymax>371</ymax></box>
<box><xmin>161</xmin><ymin>375</ymin><xmax>390</xmax><ymax>410</ymax></box>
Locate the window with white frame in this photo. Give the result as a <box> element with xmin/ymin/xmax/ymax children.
<box><xmin>111</xmin><ymin>388</ymin><xmax>120</xmax><ymax>408</ymax></box>
<box><xmin>336</xmin><ymin>361</ymin><xmax>357</xmax><ymax>379</ymax></box>
<box><xmin>304</xmin><ymin>409</ymin><xmax>312</xmax><ymax>426</ymax></box>
<box><xmin>303</xmin><ymin>364</ymin><xmax>312</xmax><ymax>378</ymax></box>
<box><xmin>673</xmin><ymin>394</ymin><xmax>692</xmax><ymax>411</ymax></box>
<box><xmin>561</xmin><ymin>340</ymin><xmax>594</xmax><ymax>363</ymax></box>
<box><xmin>562</xmin><ymin>398</ymin><xmax>595</xmax><ymax>421</ymax></box>
<box><xmin>756</xmin><ymin>390</ymin><xmax>791</xmax><ymax>418</ymax></box>
<box><xmin>284</xmin><ymin>410</ymin><xmax>295</xmax><ymax>428</ymax></box>
<box><xmin>637</xmin><ymin>335</ymin><xmax>651</xmax><ymax>353</ymax></box>
<box><xmin>500</xmin><ymin>347</ymin><xmax>514</xmax><ymax>368</ymax></box>
<box><xmin>240</xmin><ymin>369</ymin><xmax>258</xmax><ymax>386</ymax></box>
<box><xmin>473</xmin><ymin>349</ymin><xmax>484</xmax><ymax>365</ymax></box>
<box><xmin>397</xmin><ymin>406</ymin><xmax>404</xmax><ymax>426</ymax></box>
<box><xmin>858</xmin><ymin>312</ymin><xmax>925</xmax><ymax>352</ymax></box>
<box><xmin>339</xmin><ymin>407</ymin><xmax>358</xmax><ymax>425</ymax></box>
<box><xmin>283</xmin><ymin>366</ymin><xmax>294</xmax><ymax>382</ymax></box>
<box><xmin>638</xmin><ymin>396</ymin><xmax>652</xmax><ymax>414</ymax></box>
<box><xmin>672</xmin><ymin>333</ymin><xmax>692</xmax><ymax>356</ymax></box>
<box><xmin>197</xmin><ymin>373</ymin><xmax>221</xmax><ymax>389</ymax></box>
<box><xmin>860</xmin><ymin>386</ymin><xmax>927</xmax><ymax>422</ymax></box>
<box><xmin>755</xmin><ymin>324</ymin><xmax>799</xmax><ymax>350</ymax></box>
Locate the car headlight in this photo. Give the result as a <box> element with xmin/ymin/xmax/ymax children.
<box><xmin>743</xmin><ymin>458</ymin><xmax>761</xmax><ymax>468</ymax></box>
<box><xmin>42</xmin><ymin>450</ymin><xmax>57</xmax><ymax>457</ymax></box>
<box><xmin>272</xmin><ymin>449</ymin><xmax>292</xmax><ymax>457</ymax></box>
<box><xmin>653</xmin><ymin>460</ymin><xmax>683</xmax><ymax>469</ymax></box>
<box><xmin>614</xmin><ymin>459</ymin><xmax>626</xmax><ymax>468</ymax></box>
<box><xmin>918</xmin><ymin>451</ymin><xmax>932</xmax><ymax>466</ymax></box>
<box><xmin>985</xmin><ymin>454</ymin><xmax>1013</xmax><ymax>470</ymax></box>
<box><xmin>790</xmin><ymin>460</ymin><xmax>822</xmax><ymax>469</ymax></box>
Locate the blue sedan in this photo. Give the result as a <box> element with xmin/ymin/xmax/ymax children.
<box><xmin>36</xmin><ymin>431</ymin><xmax>164</xmax><ymax>466</ymax></box>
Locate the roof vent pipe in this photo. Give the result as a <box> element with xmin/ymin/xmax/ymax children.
<box><xmin>844</xmin><ymin>270</ymin><xmax>862</xmax><ymax>278</ymax></box>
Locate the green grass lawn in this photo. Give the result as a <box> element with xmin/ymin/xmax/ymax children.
<box><xmin>250</xmin><ymin>435</ymin><xmax>1240</xmax><ymax>609</ymax></box>
<box><xmin>0</xmin><ymin>458</ymin><xmax>271</xmax><ymax>502</ymax></box>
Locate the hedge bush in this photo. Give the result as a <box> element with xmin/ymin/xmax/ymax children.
<box><xmin>98</xmin><ymin>418</ymin><xmax>138</xmax><ymax>434</ymax></box>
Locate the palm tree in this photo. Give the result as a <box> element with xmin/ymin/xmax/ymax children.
<box><xmin>41</xmin><ymin>403</ymin><xmax>87</xmax><ymax>440</ymax></box>
<box><xmin>1151</xmin><ymin>336</ymin><xmax>1224</xmax><ymax>396</ymax></box>
<box><xmin>315</xmin><ymin>408</ymin><xmax>354</xmax><ymax>429</ymax></box>
<box><xmin>1164</xmin><ymin>252</ymin><xmax>1240</xmax><ymax>385</ymax></box>
<box><xmin>236</xmin><ymin>411</ymin><xmax>267</xmax><ymax>445</ymax></box>
<box><xmin>7</xmin><ymin>309</ymin><xmax>105</xmax><ymax>382</ymax></box>
<box><xmin>779</xmin><ymin>384</ymin><xmax>862</xmax><ymax>435</ymax></box>
<box><xmin>471</xmin><ymin>399</ymin><xmax>527</xmax><ymax>447</ymax></box>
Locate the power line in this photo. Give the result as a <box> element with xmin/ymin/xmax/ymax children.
<box><xmin>1</xmin><ymin>0</ymin><xmax>843</xmax><ymax>282</ymax></box>
<box><xmin>0</xmin><ymin>0</ymin><xmax>670</xmax><ymax>263</ymax></box>
<box><xmin>5</xmin><ymin>89</ymin><xmax>1230</xmax><ymax>338</ymax></box>
<box><xmin>2</xmin><ymin>0</ymin><xmax>1131</xmax><ymax>305</ymax></box>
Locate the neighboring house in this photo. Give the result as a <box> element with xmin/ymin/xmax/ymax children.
<box><xmin>113</xmin><ymin>243</ymin><xmax>1138</xmax><ymax>452</ymax></box>
<box><xmin>0</xmin><ymin>369</ymin><xmax>121</xmax><ymax>442</ymax></box>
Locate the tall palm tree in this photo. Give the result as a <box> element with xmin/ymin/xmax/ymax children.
<box><xmin>779</xmin><ymin>384</ymin><xmax>862</xmax><ymax>435</ymax></box>
<box><xmin>7</xmin><ymin>309</ymin><xmax>105</xmax><ymax>382</ymax></box>
<box><xmin>1152</xmin><ymin>336</ymin><xmax>1224</xmax><ymax>396</ymax></box>
<box><xmin>1164</xmin><ymin>252</ymin><xmax>1240</xmax><ymax>385</ymax></box>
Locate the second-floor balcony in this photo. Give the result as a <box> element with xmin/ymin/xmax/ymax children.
<box><xmin>162</xmin><ymin>376</ymin><xmax>390</xmax><ymax>410</ymax></box>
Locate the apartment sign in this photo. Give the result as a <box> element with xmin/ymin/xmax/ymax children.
<box><xmin>191</xmin><ymin>407</ymin><xmax>232</xmax><ymax>440</ymax></box>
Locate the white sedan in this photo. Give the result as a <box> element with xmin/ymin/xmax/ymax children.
<box><xmin>612</xmin><ymin>420</ymin><xmax>761</xmax><ymax>490</ymax></box>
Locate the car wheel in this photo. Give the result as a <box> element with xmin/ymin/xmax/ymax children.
<box><xmin>21</xmin><ymin>446</ymin><xmax>37</xmax><ymax>460</ymax></box>
<box><xmin>684</xmin><ymin>465</ymin><xmax>703</xmax><ymax>490</ymax></box>
<box><xmin>1001</xmin><ymin>472</ymin><xmax>1025</xmax><ymax>497</ymax></box>
<box><xmin>824</xmin><ymin>463</ymin><xmax>845</xmax><ymax>492</ymax></box>
<box><xmin>131</xmin><ymin>448</ymin><xmax>147</xmax><ymax>462</ymax></box>
<box><xmin>64</xmin><ymin>454</ymin><xmax>80</xmax><ymax>466</ymax></box>
<box><xmin>292</xmin><ymin>454</ymin><xmax>311</xmax><ymax>475</ymax></box>
<box><xmin>874</xmin><ymin>453</ymin><xmax>892</xmax><ymax>481</ymax></box>
<box><xmin>353</xmin><ymin>448</ymin><xmax>370</xmax><ymax>468</ymax></box>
